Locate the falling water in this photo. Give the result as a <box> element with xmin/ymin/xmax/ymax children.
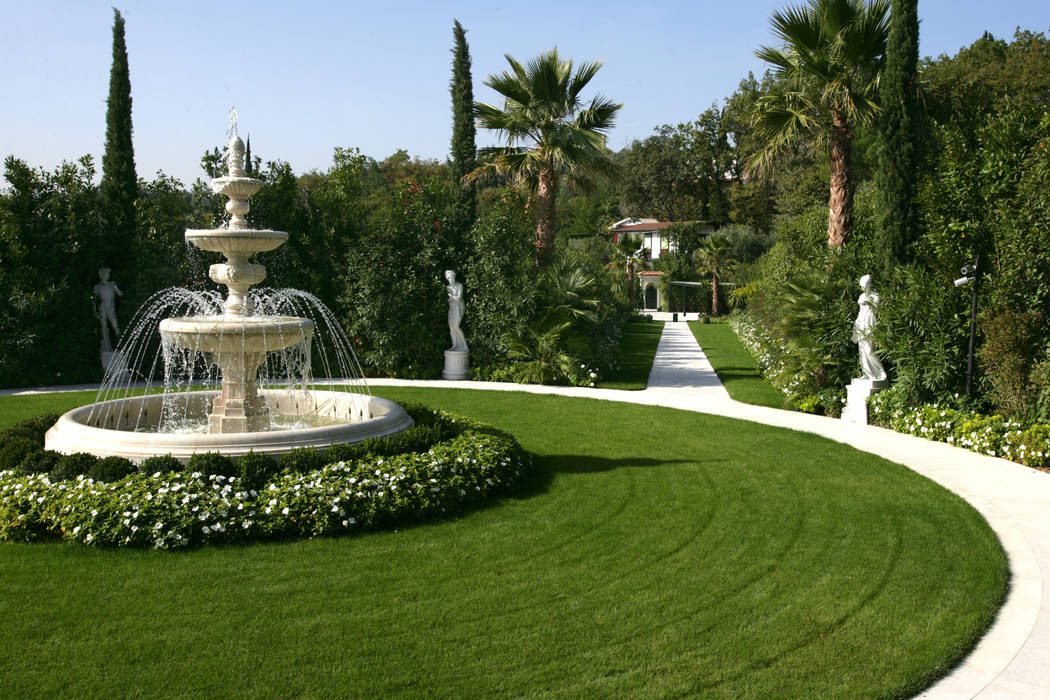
<box><xmin>89</xmin><ymin>286</ymin><xmax>371</xmax><ymax>434</ymax></box>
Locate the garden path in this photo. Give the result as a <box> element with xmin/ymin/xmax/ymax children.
<box><xmin>5</xmin><ymin>321</ymin><xmax>1049</xmax><ymax>698</ymax></box>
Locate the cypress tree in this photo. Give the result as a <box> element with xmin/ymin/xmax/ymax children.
<box><xmin>449</xmin><ymin>19</ymin><xmax>477</xmax><ymax>256</ymax></box>
<box><xmin>100</xmin><ymin>7</ymin><xmax>137</xmax><ymax>275</ymax></box>
<box><xmin>245</xmin><ymin>135</ymin><xmax>253</xmax><ymax>176</ymax></box>
<box><xmin>876</xmin><ymin>0</ymin><xmax>921</xmax><ymax>274</ymax></box>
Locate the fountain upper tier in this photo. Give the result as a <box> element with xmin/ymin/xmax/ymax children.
<box><xmin>185</xmin><ymin>228</ymin><xmax>287</xmax><ymax>257</ymax></box>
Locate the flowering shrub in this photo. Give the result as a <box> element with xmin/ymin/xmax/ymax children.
<box><xmin>471</xmin><ymin>359</ymin><xmax>601</xmax><ymax>387</ymax></box>
<box><xmin>731</xmin><ymin>314</ymin><xmax>844</xmax><ymax>416</ymax></box>
<box><xmin>869</xmin><ymin>388</ymin><xmax>1050</xmax><ymax>469</ymax></box>
<box><xmin>0</xmin><ymin>410</ymin><xmax>532</xmax><ymax>549</ymax></box>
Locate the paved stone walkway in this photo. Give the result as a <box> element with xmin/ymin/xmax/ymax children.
<box><xmin>5</xmin><ymin>321</ymin><xmax>1048</xmax><ymax>697</ymax></box>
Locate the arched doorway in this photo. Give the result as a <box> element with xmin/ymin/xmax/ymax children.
<box><xmin>644</xmin><ymin>284</ymin><xmax>658</xmax><ymax>309</ymax></box>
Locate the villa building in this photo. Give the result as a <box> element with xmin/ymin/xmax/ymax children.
<box><xmin>611</xmin><ymin>218</ymin><xmax>715</xmax><ymax>309</ymax></box>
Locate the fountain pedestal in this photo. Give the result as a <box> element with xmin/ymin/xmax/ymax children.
<box><xmin>209</xmin><ymin>351</ymin><xmax>268</xmax><ymax>432</ymax></box>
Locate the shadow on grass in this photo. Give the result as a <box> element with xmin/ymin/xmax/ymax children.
<box><xmin>540</xmin><ymin>454</ymin><xmax>700</xmax><ymax>474</ymax></box>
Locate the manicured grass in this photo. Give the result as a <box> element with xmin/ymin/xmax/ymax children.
<box><xmin>0</xmin><ymin>388</ymin><xmax>1005</xmax><ymax>697</ymax></box>
<box><xmin>598</xmin><ymin>319</ymin><xmax>664</xmax><ymax>390</ymax></box>
<box><xmin>0</xmin><ymin>391</ymin><xmax>98</xmax><ymax>428</ymax></box>
<box><xmin>689</xmin><ymin>320</ymin><xmax>786</xmax><ymax>409</ymax></box>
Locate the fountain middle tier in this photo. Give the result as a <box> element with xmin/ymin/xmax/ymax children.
<box><xmin>160</xmin><ymin>315</ymin><xmax>314</xmax><ymax>433</ymax></box>
<box><xmin>159</xmin><ymin>315</ymin><xmax>314</xmax><ymax>355</ymax></box>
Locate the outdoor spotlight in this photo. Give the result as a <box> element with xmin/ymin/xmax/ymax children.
<box><xmin>954</xmin><ymin>276</ymin><xmax>972</xmax><ymax>287</ymax></box>
<box><xmin>960</xmin><ymin>263</ymin><xmax>975</xmax><ymax>276</ymax></box>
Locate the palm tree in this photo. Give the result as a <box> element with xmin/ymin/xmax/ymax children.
<box><xmin>607</xmin><ymin>236</ymin><xmax>644</xmax><ymax>307</ymax></box>
<box><xmin>697</xmin><ymin>234</ymin><xmax>733</xmax><ymax>316</ymax></box>
<box><xmin>749</xmin><ymin>0</ymin><xmax>889</xmax><ymax>248</ymax></box>
<box><xmin>468</xmin><ymin>49</ymin><xmax>621</xmax><ymax>266</ymax></box>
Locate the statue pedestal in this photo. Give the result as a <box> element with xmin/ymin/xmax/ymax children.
<box><xmin>100</xmin><ymin>350</ymin><xmax>132</xmax><ymax>380</ymax></box>
<box><xmin>442</xmin><ymin>349</ymin><xmax>469</xmax><ymax>380</ymax></box>
<box><xmin>842</xmin><ymin>377</ymin><xmax>888</xmax><ymax>425</ymax></box>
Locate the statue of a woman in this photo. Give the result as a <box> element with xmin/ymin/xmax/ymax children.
<box><xmin>852</xmin><ymin>274</ymin><xmax>886</xmax><ymax>381</ymax></box>
<box><xmin>445</xmin><ymin>270</ymin><xmax>468</xmax><ymax>351</ymax></box>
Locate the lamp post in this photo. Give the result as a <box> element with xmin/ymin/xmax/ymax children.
<box><xmin>953</xmin><ymin>255</ymin><xmax>980</xmax><ymax>396</ymax></box>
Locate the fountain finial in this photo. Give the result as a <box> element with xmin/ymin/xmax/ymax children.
<box><xmin>227</xmin><ymin>135</ymin><xmax>246</xmax><ymax>178</ymax></box>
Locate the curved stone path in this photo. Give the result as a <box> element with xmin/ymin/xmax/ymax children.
<box><xmin>4</xmin><ymin>321</ymin><xmax>1047</xmax><ymax>697</ymax></box>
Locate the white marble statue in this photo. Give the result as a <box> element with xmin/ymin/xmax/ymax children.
<box><xmin>445</xmin><ymin>269</ymin><xmax>468</xmax><ymax>351</ymax></box>
<box><xmin>852</xmin><ymin>274</ymin><xmax>886</xmax><ymax>381</ymax></box>
<box><xmin>93</xmin><ymin>267</ymin><xmax>123</xmax><ymax>352</ymax></box>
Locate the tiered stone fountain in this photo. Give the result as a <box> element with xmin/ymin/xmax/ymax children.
<box><xmin>45</xmin><ymin>128</ymin><xmax>412</xmax><ymax>462</ymax></box>
<box><xmin>160</xmin><ymin>135</ymin><xmax>313</xmax><ymax>434</ymax></box>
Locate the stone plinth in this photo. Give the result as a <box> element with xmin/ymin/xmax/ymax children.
<box><xmin>842</xmin><ymin>377</ymin><xmax>888</xmax><ymax>425</ymax></box>
<box><xmin>442</xmin><ymin>349</ymin><xmax>469</xmax><ymax>380</ymax></box>
<box><xmin>100</xmin><ymin>350</ymin><xmax>132</xmax><ymax>379</ymax></box>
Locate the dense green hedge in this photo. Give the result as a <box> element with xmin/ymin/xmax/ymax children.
<box><xmin>0</xmin><ymin>404</ymin><xmax>531</xmax><ymax>548</ymax></box>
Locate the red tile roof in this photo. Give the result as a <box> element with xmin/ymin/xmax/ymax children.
<box><xmin>610</xmin><ymin>221</ymin><xmax>680</xmax><ymax>233</ymax></box>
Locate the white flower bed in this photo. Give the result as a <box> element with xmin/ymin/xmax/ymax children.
<box><xmin>0</xmin><ymin>415</ymin><xmax>531</xmax><ymax>549</ymax></box>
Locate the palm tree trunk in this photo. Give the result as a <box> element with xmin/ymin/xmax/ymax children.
<box><xmin>536</xmin><ymin>164</ymin><xmax>557</xmax><ymax>266</ymax></box>
<box><xmin>711</xmin><ymin>272</ymin><xmax>720</xmax><ymax>316</ymax></box>
<box><xmin>827</xmin><ymin>112</ymin><xmax>854</xmax><ymax>249</ymax></box>
<box><xmin>627</xmin><ymin>260</ymin><xmax>636</xmax><ymax>308</ymax></box>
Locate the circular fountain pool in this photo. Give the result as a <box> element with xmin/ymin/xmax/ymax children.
<box><xmin>45</xmin><ymin>390</ymin><xmax>413</xmax><ymax>463</ymax></box>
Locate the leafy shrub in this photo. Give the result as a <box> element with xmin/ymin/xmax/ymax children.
<box><xmin>138</xmin><ymin>455</ymin><xmax>183</xmax><ymax>476</ymax></box>
<box><xmin>49</xmin><ymin>452</ymin><xmax>99</xmax><ymax>482</ymax></box>
<box><xmin>0</xmin><ymin>437</ymin><xmax>40</xmax><ymax>471</ymax></box>
<box><xmin>0</xmin><ymin>413</ymin><xmax>61</xmax><ymax>470</ymax></box>
<box><xmin>341</xmin><ymin>177</ymin><xmax>451</xmax><ymax>378</ymax></box>
<box><xmin>281</xmin><ymin>447</ymin><xmax>327</xmax><ymax>475</ymax></box>
<box><xmin>2</xmin><ymin>414</ymin><xmax>59</xmax><ymax>444</ymax></box>
<box><xmin>237</xmin><ymin>451</ymin><xmax>279</xmax><ymax>492</ymax></box>
<box><xmin>88</xmin><ymin>456</ymin><xmax>137</xmax><ymax>483</ymax></box>
<box><xmin>952</xmin><ymin>414</ymin><xmax>1010</xmax><ymax>456</ymax></box>
<box><xmin>16</xmin><ymin>450</ymin><xmax>62</xmax><ymax>476</ymax></box>
<box><xmin>977</xmin><ymin>307</ymin><xmax>1044</xmax><ymax>418</ymax></box>
<box><xmin>186</xmin><ymin>452</ymin><xmax>236</xmax><ymax>478</ymax></box>
<box><xmin>872</xmin><ymin>265</ymin><xmax>968</xmax><ymax>404</ymax></box>
<box><xmin>1004</xmin><ymin>424</ymin><xmax>1050</xmax><ymax>469</ymax></box>
<box><xmin>466</xmin><ymin>187</ymin><xmax>537</xmax><ymax>365</ymax></box>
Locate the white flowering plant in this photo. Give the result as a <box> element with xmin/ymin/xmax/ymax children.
<box><xmin>869</xmin><ymin>387</ymin><xmax>1050</xmax><ymax>469</ymax></box>
<box><xmin>730</xmin><ymin>314</ymin><xmax>844</xmax><ymax>416</ymax></box>
<box><xmin>0</xmin><ymin>410</ymin><xmax>532</xmax><ymax>549</ymax></box>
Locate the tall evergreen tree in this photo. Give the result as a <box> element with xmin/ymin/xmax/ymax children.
<box><xmin>449</xmin><ymin>19</ymin><xmax>477</xmax><ymax>257</ymax></box>
<box><xmin>100</xmin><ymin>7</ymin><xmax>137</xmax><ymax>274</ymax></box>
<box><xmin>876</xmin><ymin>0</ymin><xmax>921</xmax><ymax>273</ymax></box>
<box><xmin>245</xmin><ymin>135</ymin><xmax>253</xmax><ymax>176</ymax></box>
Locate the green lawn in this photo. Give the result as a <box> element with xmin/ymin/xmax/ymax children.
<box><xmin>689</xmin><ymin>320</ymin><xmax>786</xmax><ymax>409</ymax></box>
<box><xmin>598</xmin><ymin>319</ymin><xmax>664</xmax><ymax>390</ymax></box>
<box><xmin>0</xmin><ymin>387</ymin><xmax>1006</xmax><ymax>697</ymax></box>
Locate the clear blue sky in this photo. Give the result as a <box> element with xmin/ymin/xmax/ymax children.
<box><xmin>2</xmin><ymin>0</ymin><xmax>1048</xmax><ymax>186</ymax></box>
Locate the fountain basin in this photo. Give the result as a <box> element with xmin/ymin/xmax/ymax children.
<box><xmin>159</xmin><ymin>315</ymin><xmax>313</xmax><ymax>354</ymax></box>
<box><xmin>44</xmin><ymin>390</ymin><xmax>413</xmax><ymax>463</ymax></box>
<box><xmin>185</xmin><ymin>228</ymin><xmax>287</xmax><ymax>256</ymax></box>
